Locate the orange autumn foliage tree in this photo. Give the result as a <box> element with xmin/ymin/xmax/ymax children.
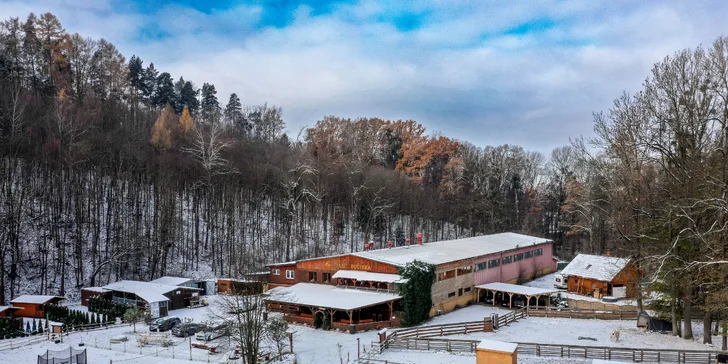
<box><xmin>179</xmin><ymin>106</ymin><xmax>193</xmax><ymax>135</ymax></box>
<box><xmin>150</xmin><ymin>105</ymin><xmax>176</xmax><ymax>150</ymax></box>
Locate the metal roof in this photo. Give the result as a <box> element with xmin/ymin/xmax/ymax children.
<box><xmin>560</xmin><ymin>254</ymin><xmax>630</xmax><ymax>282</ymax></box>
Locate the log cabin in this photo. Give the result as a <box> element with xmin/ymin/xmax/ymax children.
<box><xmin>9</xmin><ymin>295</ymin><xmax>65</xmax><ymax>318</ymax></box>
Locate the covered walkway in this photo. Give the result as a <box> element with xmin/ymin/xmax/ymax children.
<box><xmin>475</xmin><ymin>282</ymin><xmax>558</xmax><ymax>308</ymax></box>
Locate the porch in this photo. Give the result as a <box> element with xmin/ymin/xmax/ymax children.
<box><xmin>475</xmin><ymin>282</ymin><xmax>557</xmax><ymax>309</ymax></box>
<box><xmin>265</xmin><ymin>283</ymin><xmax>402</xmax><ymax>333</ymax></box>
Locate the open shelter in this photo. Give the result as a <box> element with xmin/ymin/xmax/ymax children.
<box><xmin>475</xmin><ymin>282</ymin><xmax>558</xmax><ymax>308</ymax></box>
<box><xmin>265</xmin><ymin>283</ymin><xmax>401</xmax><ymax>333</ymax></box>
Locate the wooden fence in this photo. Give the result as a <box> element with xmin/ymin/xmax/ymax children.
<box><xmin>380</xmin><ymin>337</ymin><xmax>725</xmax><ymax>364</ymax></box>
<box><xmin>526</xmin><ymin>307</ymin><xmax>639</xmax><ymax>320</ymax></box>
<box><xmin>391</xmin><ymin>308</ymin><xmax>527</xmax><ymax>340</ymax></box>
<box><xmin>516</xmin><ymin>342</ymin><xmax>724</xmax><ymax>364</ymax></box>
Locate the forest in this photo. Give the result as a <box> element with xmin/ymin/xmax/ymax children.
<box><xmin>0</xmin><ymin>12</ymin><xmax>726</xmax><ymax>341</ymax></box>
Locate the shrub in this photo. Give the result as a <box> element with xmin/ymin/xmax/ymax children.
<box><xmin>398</xmin><ymin>260</ymin><xmax>436</xmax><ymax>327</ymax></box>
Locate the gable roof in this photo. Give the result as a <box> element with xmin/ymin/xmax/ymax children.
<box><xmin>560</xmin><ymin>254</ymin><xmax>631</xmax><ymax>282</ymax></box>
<box><xmin>103</xmin><ymin>280</ymin><xmax>181</xmax><ymax>303</ymax></box>
<box><xmin>150</xmin><ymin>276</ymin><xmax>195</xmax><ymax>286</ymax></box>
<box><xmin>332</xmin><ymin>270</ymin><xmax>405</xmax><ymax>284</ymax></box>
<box><xmin>352</xmin><ymin>233</ymin><xmax>551</xmax><ymax>266</ymax></box>
<box><xmin>266</xmin><ymin>283</ymin><xmax>401</xmax><ymax>311</ymax></box>
<box><xmin>9</xmin><ymin>295</ymin><xmax>64</xmax><ymax>304</ymax></box>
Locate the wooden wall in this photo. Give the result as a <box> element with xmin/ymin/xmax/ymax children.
<box><xmin>297</xmin><ymin>255</ymin><xmax>398</xmax><ymax>274</ymax></box>
<box><xmin>13</xmin><ymin>303</ymin><xmax>43</xmax><ymax>318</ymax></box>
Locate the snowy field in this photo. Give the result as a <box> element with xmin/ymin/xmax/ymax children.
<box><xmin>1</xmin><ymin>293</ymin><xmax>722</xmax><ymax>364</ymax></box>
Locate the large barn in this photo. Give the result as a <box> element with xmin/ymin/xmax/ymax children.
<box><xmin>266</xmin><ymin>232</ymin><xmax>555</xmax><ymax>330</ymax></box>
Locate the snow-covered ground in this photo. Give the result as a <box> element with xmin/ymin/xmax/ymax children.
<box><xmin>1</xmin><ymin>294</ymin><xmax>721</xmax><ymax>364</ymax></box>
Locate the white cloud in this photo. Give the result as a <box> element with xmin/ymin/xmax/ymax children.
<box><xmin>2</xmin><ymin>0</ymin><xmax>728</xmax><ymax>153</ymax></box>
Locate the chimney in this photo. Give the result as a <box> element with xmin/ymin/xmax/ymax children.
<box><xmin>405</xmin><ymin>237</ymin><xmax>411</xmax><ymax>246</ymax></box>
<box><xmin>416</xmin><ymin>233</ymin><xmax>423</xmax><ymax>245</ymax></box>
<box><xmin>387</xmin><ymin>241</ymin><xmax>393</xmax><ymax>249</ymax></box>
<box><xmin>606</xmin><ymin>250</ymin><xmax>611</xmax><ymax>257</ymax></box>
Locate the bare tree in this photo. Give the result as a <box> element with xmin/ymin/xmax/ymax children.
<box><xmin>208</xmin><ymin>293</ymin><xmax>267</xmax><ymax>364</ymax></box>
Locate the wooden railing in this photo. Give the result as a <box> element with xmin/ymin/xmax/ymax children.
<box><xmin>390</xmin><ymin>307</ymin><xmax>527</xmax><ymax>340</ymax></box>
<box><xmin>527</xmin><ymin>307</ymin><xmax>639</xmax><ymax>320</ymax></box>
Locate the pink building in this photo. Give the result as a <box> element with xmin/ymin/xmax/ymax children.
<box><xmin>473</xmin><ymin>242</ymin><xmax>555</xmax><ymax>285</ymax></box>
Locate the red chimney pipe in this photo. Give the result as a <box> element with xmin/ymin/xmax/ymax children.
<box><xmin>416</xmin><ymin>233</ymin><xmax>423</xmax><ymax>245</ymax></box>
<box><xmin>405</xmin><ymin>237</ymin><xmax>411</xmax><ymax>246</ymax></box>
<box><xmin>387</xmin><ymin>241</ymin><xmax>393</xmax><ymax>249</ymax></box>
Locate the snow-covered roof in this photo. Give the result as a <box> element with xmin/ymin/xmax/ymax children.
<box><xmin>332</xmin><ymin>270</ymin><xmax>405</xmax><ymax>284</ymax></box>
<box><xmin>476</xmin><ymin>339</ymin><xmax>518</xmax><ymax>354</ymax></box>
<box><xmin>560</xmin><ymin>254</ymin><xmax>630</xmax><ymax>282</ymax></box>
<box><xmin>266</xmin><ymin>283</ymin><xmax>401</xmax><ymax>311</ymax></box>
<box><xmin>0</xmin><ymin>306</ymin><xmax>21</xmax><ymax>313</ymax></box>
<box><xmin>150</xmin><ymin>276</ymin><xmax>195</xmax><ymax>286</ymax></box>
<box><xmin>81</xmin><ymin>287</ymin><xmax>109</xmax><ymax>293</ymax></box>
<box><xmin>352</xmin><ymin>233</ymin><xmax>551</xmax><ymax>266</ymax></box>
<box><xmin>267</xmin><ymin>261</ymin><xmax>297</xmax><ymax>267</ymax></box>
<box><xmin>103</xmin><ymin>280</ymin><xmax>183</xmax><ymax>303</ymax></box>
<box><xmin>476</xmin><ymin>282</ymin><xmax>558</xmax><ymax>296</ymax></box>
<box><xmin>9</xmin><ymin>295</ymin><xmax>64</xmax><ymax>304</ymax></box>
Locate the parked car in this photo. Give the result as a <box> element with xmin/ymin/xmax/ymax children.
<box><xmin>554</xmin><ymin>273</ymin><xmax>568</xmax><ymax>289</ymax></box>
<box><xmin>150</xmin><ymin>317</ymin><xmax>181</xmax><ymax>332</ymax></box>
<box><xmin>195</xmin><ymin>323</ymin><xmax>229</xmax><ymax>341</ymax></box>
<box><xmin>172</xmin><ymin>322</ymin><xmax>205</xmax><ymax>337</ymax></box>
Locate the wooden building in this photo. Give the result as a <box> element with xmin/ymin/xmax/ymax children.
<box><xmin>217</xmin><ymin>278</ymin><xmax>264</xmax><ymax>295</ymax></box>
<box><xmin>81</xmin><ymin>287</ymin><xmax>111</xmax><ymax>306</ymax></box>
<box><xmin>150</xmin><ymin>276</ymin><xmax>198</xmax><ymax>289</ymax></box>
<box><xmin>266</xmin><ymin>232</ymin><xmax>556</xmax><ymax>317</ymax></box>
<box><xmin>9</xmin><ymin>295</ymin><xmax>65</xmax><ymax>318</ymax></box>
<box><xmin>266</xmin><ymin>283</ymin><xmax>401</xmax><ymax>333</ymax></box>
<box><xmin>0</xmin><ymin>306</ymin><xmax>22</xmax><ymax>318</ymax></box>
<box><xmin>560</xmin><ymin>254</ymin><xmax>637</xmax><ymax>298</ymax></box>
<box><xmin>102</xmin><ymin>280</ymin><xmax>202</xmax><ymax>318</ymax></box>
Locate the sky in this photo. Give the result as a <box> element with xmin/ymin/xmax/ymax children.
<box><xmin>2</xmin><ymin>0</ymin><xmax>727</xmax><ymax>154</ymax></box>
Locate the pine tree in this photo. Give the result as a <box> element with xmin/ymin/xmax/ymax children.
<box><xmin>179</xmin><ymin>81</ymin><xmax>199</xmax><ymax>113</ymax></box>
<box><xmin>25</xmin><ymin>320</ymin><xmax>30</xmax><ymax>333</ymax></box>
<box><xmin>200</xmin><ymin>82</ymin><xmax>220</xmax><ymax>123</ymax></box>
<box><xmin>32</xmin><ymin>319</ymin><xmax>37</xmax><ymax>333</ymax></box>
<box><xmin>142</xmin><ymin>62</ymin><xmax>158</xmax><ymax>104</ymax></box>
<box><xmin>225</xmin><ymin>93</ymin><xmax>246</xmax><ymax>132</ymax></box>
<box><xmin>153</xmin><ymin>72</ymin><xmax>176</xmax><ymax>108</ymax></box>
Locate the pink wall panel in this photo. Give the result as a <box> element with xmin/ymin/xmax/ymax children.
<box><xmin>473</xmin><ymin>242</ymin><xmax>554</xmax><ymax>286</ymax></box>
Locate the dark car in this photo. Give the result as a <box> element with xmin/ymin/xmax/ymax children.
<box><xmin>150</xmin><ymin>317</ymin><xmax>181</xmax><ymax>332</ymax></box>
<box><xmin>172</xmin><ymin>322</ymin><xmax>205</xmax><ymax>337</ymax></box>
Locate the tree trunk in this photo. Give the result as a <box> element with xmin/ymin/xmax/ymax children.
<box><xmin>682</xmin><ymin>284</ymin><xmax>693</xmax><ymax>340</ymax></box>
<box><xmin>671</xmin><ymin>280</ymin><xmax>679</xmax><ymax>337</ymax></box>
<box><xmin>703</xmin><ymin>312</ymin><xmax>712</xmax><ymax>344</ymax></box>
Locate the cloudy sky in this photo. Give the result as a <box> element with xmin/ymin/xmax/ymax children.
<box><xmin>2</xmin><ymin>0</ymin><xmax>727</xmax><ymax>153</ymax></box>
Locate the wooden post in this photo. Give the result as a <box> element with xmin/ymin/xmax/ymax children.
<box><xmin>357</xmin><ymin>338</ymin><xmax>360</xmax><ymax>359</ymax></box>
<box><xmin>289</xmin><ymin>332</ymin><xmax>293</xmax><ymax>353</ymax></box>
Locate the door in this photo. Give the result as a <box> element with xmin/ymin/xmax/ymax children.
<box><xmin>151</xmin><ymin>302</ymin><xmax>160</xmax><ymax>319</ymax></box>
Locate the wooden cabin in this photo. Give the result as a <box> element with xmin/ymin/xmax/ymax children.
<box><xmin>217</xmin><ymin>279</ymin><xmax>263</xmax><ymax>295</ymax></box>
<box><xmin>81</xmin><ymin>287</ymin><xmax>111</xmax><ymax>307</ymax></box>
<box><xmin>0</xmin><ymin>306</ymin><xmax>22</xmax><ymax>318</ymax></box>
<box><xmin>560</xmin><ymin>254</ymin><xmax>637</xmax><ymax>298</ymax></box>
<box><xmin>9</xmin><ymin>295</ymin><xmax>65</xmax><ymax>318</ymax></box>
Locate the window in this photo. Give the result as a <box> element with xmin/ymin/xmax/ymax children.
<box><xmin>458</xmin><ymin>288</ymin><xmax>463</xmax><ymax>296</ymax></box>
<box><xmin>438</xmin><ymin>270</ymin><xmax>456</xmax><ymax>281</ymax></box>
<box><xmin>514</xmin><ymin>253</ymin><xmax>524</xmax><ymax>262</ymax></box>
<box><xmin>457</xmin><ymin>266</ymin><xmax>473</xmax><ymax>276</ymax></box>
<box><xmin>323</xmin><ymin>272</ymin><xmax>332</xmax><ymax>283</ymax></box>
<box><xmin>448</xmin><ymin>292</ymin><xmax>456</xmax><ymax>298</ymax></box>
<box><xmin>308</xmin><ymin>272</ymin><xmax>317</xmax><ymax>282</ymax></box>
<box><xmin>534</xmin><ymin>248</ymin><xmax>543</xmax><ymax>256</ymax></box>
<box><xmin>525</xmin><ymin>251</ymin><xmax>533</xmax><ymax>259</ymax></box>
<box><xmin>285</xmin><ymin>270</ymin><xmax>294</xmax><ymax>280</ymax></box>
<box><xmin>488</xmin><ymin>259</ymin><xmax>500</xmax><ymax>268</ymax></box>
<box><xmin>502</xmin><ymin>256</ymin><xmax>513</xmax><ymax>265</ymax></box>
<box><xmin>464</xmin><ymin>287</ymin><xmax>471</xmax><ymax>293</ymax></box>
<box><xmin>272</xmin><ymin>269</ymin><xmax>280</xmax><ymax>275</ymax></box>
<box><xmin>474</xmin><ymin>262</ymin><xmax>487</xmax><ymax>271</ymax></box>
<box><xmin>176</xmin><ymin>291</ymin><xmax>181</xmax><ymax>295</ymax></box>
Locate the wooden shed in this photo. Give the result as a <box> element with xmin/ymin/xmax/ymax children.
<box><xmin>81</xmin><ymin>287</ymin><xmax>111</xmax><ymax>307</ymax></box>
<box><xmin>0</xmin><ymin>306</ymin><xmax>22</xmax><ymax>318</ymax></box>
<box><xmin>217</xmin><ymin>279</ymin><xmax>263</xmax><ymax>295</ymax></box>
<box><xmin>9</xmin><ymin>295</ymin><xmax>65</xmax><ymax>318</ymax></box>
<box><xmin>476</xmin><ymin>339</ymin><xmax>518</xmax><ymax>364</ymax></box>
<box><xmin>560</xmin><ymin>254</ymin><xmax>638</xmax><ymax>298</ymax></box>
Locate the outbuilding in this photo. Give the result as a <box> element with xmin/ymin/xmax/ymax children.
<box><xmin>102</xmin><ymin>280</ymin><xmax>201</xmax><ymax>318</ymax></box>
<box><xmin>80</xmin><ymin>287</ymin><xmax>111</xmax><ymax>307</ymax></box>
<box><xmin>0</xmin><ymin>306</ymin><xmax>22</xmax><ymax>318</ymax></box>
<box><xmin>9</xmin><ymin>295</ymin><xmax>65</xmax><ymax>318</ymax></box>
<box><xmin>560</xmin><ymin>254</ymin><xmax>637</xmax><ymax>298</ymax></box>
